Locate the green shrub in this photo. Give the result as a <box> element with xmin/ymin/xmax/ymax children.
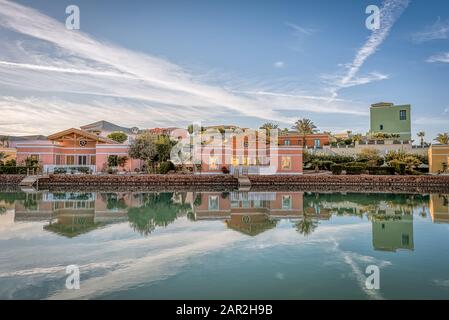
<box><xmin>367</xmin><ymin>166</ymin><xmax>395</xmax><ymax>175</ymax></box>
<box><xmin>344</xmin><ymin>165</ymin><xmax>365</xmax><ymax>175</ymax></box>
<box><xmin>345</xmin><ymin>162</ymin><xmax>367</xmax><ymax>169</ymax></box>
<box><xmin>158</xmin><ymin>161</ymin><xmax>175</xmax><ymax>174</ymax></box>
<box><xmin>0</xmin><ymin>166</ymin><xmax>30</xmax><ymax>174</ymax></box>
<box><xmin>53</xmin><ymin>167</ymin><xmax>67</xmax><ymax>174</ymax></box>
<box><xmin>330</xmin><ymin>164</ymin><xmax>343</xmax><ymax>175</ymax></box>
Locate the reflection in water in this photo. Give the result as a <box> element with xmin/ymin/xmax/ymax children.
<box><xmin>1</xmin><ymin>190</ymin><xmax>449</xmax><ymax>300</ymax></box>
<box><xmin>4</xmin><ymin>190</ymin><xmax>447</xmax><ymax>253</ymax></box>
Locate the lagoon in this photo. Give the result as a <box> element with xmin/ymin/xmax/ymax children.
<box><xmin>1</xmin><ymin>190</ymin><xmax>449</xmax><ymax>299</ymax></box>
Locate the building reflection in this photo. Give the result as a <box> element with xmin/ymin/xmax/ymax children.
<box><xmin>5</xmin><ymin>191</ymin><xmax>443</xmax><ymax>252</ymax></box>
<box><xmin>429</xmin><ymin>194</ymin><xmax>449</xmax><ymax>224</ymax></box>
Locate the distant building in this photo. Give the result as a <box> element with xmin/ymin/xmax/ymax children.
<box><xmin>80</xmin><ymin>120</ymin><xmax>140</xmax><ymax>144</ymax></box>
<box><xmin>372</xmin><ymin>215</ymin><xmax>414</xmax><ymax>252</ymax></box>
<box><xmin>428</xmin><ymin>144</ymin><xmax>449</xmax><ymax>174</ymax></box>
<box><xmin>280</xmin><ymin>132</ymin><xmax>330</xmax><ymax>149</ymax></box>
<box><xmin>369</xmin><ymin>102</ymin><xmax>411</xmax><ymax>140</ymax></box>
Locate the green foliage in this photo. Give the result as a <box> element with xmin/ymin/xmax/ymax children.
<box><xmin>303</xmin><ymin>151</ymin><xmax>355</xmax><ymax>167</ymax></box>
<box><xmin>158</xmin><ymin>161</ymin><xmax>175</xmax><ymax>174</ymax></box>
<box><xmin>357</xmin><ymin>148</ymin><xmax>382</xmax><ymax>164</ymax></box>
<box><xmin>330</xmin><ymin>164</ymin><xmax>343</xmax><ymax>175</ymax></box>
<box><xmin>367</xmin><ymin>166</ymin><xmax>396</xmax><ymax>175</ymax></box>
<box><xmin>344</xmin><ymin>165</ymin><xmax>365</xmax><ymax>175</ymax></box>
<box><xmin>0</xmin><ymin>166</ymin><xmax>29</xmax><ymax>174</ymax></box>
<box><xmin>292</xmin><ymin>118</ymin><xmax>317</xmax><ymax>135</ymax></box>
<box><xmin>107</xmin><ymin>132</ymin><xmax>128</xmax><ymax>144</ymax></box>
<box><xmin>129</xmin><ymin>132</ymin><xmax>158</xmax><ymax>163</ymax></box>
<box><xmin>434</xmin><ymin>132</ymin><xmax>449</xmax><ymax>144</ymax></box>
<box><xmin>24</xmin><ymin>156</ymin><xmax>39</xmax><ymax>167</ymax></box>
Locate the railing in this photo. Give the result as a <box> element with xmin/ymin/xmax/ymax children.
<box><xmin>43</xmin><ymin>165</ymin><xmax>96</xmax><ymax>174</ymax></box>
<box><xmin>230</xmin><ymin>165</ymin><xmax>261</xmax><ymax>176</ymax></box>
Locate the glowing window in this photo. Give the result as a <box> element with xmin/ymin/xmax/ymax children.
<box><xmin>281</xmin><ymin>156</ymin><xmax>292</xmax><ymax>170</ymax></box>
<box><xmin>209</xmin><ymin>156</ymin><xmax>219</xmax><ymax>170</ymax></box>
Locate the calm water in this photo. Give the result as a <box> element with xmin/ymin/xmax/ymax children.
<box><xmin>1</xmin><ymin>190</ymin><xmax>449</xmax><ymax>299</ymax></box>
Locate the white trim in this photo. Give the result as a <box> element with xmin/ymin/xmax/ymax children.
<box><xmin>17</xmin><ymin>152</ymin><xmax>54</xmax><ymax>155</ymax></box>
<box><xmin>95</xmin><ymin>152</ymin><xmax>129</xmax><ymax>155</ymax></box>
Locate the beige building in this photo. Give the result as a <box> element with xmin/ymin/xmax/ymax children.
<box><xmin>428</xmin><ymin>144</ymin><xmax>449</xmax><ymax>174</ymax></box>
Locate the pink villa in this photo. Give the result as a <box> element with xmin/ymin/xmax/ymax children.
<box><xmin>197</xmin><ymin>132</ymin><xmax>303</xmax><ymax>175</ymax></box>
<box><xmin>16</xmin><ymin>128</ymin><xmax>141</xmax><ymax>173</ymax></box>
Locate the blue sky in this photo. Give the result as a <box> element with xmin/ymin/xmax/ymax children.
<box><xmin>0</xmin><ymin>0</ymin><xmax>448</xmax><ymax>142</ymax></box>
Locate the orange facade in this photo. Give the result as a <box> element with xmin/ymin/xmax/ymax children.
<box><xmin>279</xmin><ymin>133</ymin><xmax>330</xmax><ymax>148</ymax></box>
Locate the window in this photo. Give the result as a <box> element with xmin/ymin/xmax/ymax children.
<box><xmin>282</xmin><ymin>195</ymin><xmax>292</xmax><ymax>209</ymax></box>
<box><xmin>399</xmin><ymin>110</ymin><xmax>407</xmax><ymax>120</ymax></box>
<box><xmin>90</xmin><ymin>155</ymin><xmax>96</xmax><ymax>165</ymax></box>
<box><xmin>402</xmin><ymin>234</ymin><xmax>410</xmax><ymax>246</ymax></box>
<box><xmin>208</xmin><ymin>195</ymin><xmax>219</xmax><ymax>211</ymax></box>
<box><xmin>66</xmin><ymin>156</ymin><xmax>75</xmax><ymax>165</ymax></box>
<box><xmin>55</xmin><ymin>155</ymin><xmax>62</xmax><ymax>165</ymax></box>
<box><xmin>314</xmin><ymin>139</ymin><xmax>321</xmax><ymax>148</ymax></box>
<box><xmin>78</xmin><ymin>155</ymin><xmax>87</xmax><ymax>165</ymax></box>
<box><xmin>232</xmin><ymin>157</ymin><xmax>239</xmax><ymax>166</ymax></box>
<box><xmin>284</xmin><ymin>139</ymin><xmax>290</xmax><ymax>146</ymax></box>
<box><xmin>209</xmin><ymin>156</ymin><xmax>218</xmax><ymax>170</ymax></box>
<box><xmin>281</xmin><ymin>156</ymin><xmax>292</xmax><ymax>170</ymax></box>
<box><xmin>379</xmin><ymin>124</ymin><xmax>384</xmax><ymax>130</ymax></box>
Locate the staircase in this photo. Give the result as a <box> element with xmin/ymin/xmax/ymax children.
<box><xmin>19</xmin><ymin>175</ymin><xmax>40</xmax><ymax>187</ymax></box>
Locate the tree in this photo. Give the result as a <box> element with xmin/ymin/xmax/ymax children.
<box><xmin>155</xmin><ymin>135</ymin><xmax>176</xmax><ymax>163</ymax></box>
<box><xmin>107</xmin><ymin>132</ymin><xmax>128</xmax><ymax>144</ymax></box>
<box><xmin>417</xmin><ymin>131</ymin><xmax>425</xmax><ymax>147</ymax></box>
<box><xmin>357</xmin><ymin>148</ymin><xmax>381</xmax><ymax>163</ymax></box>
<box><xmin>0</xmin><ymin>152</ymin><xmax>6</xmax><ymax>165</ymax></box>
<box><xmin>259</xmin><ymin>122</ymin><xmax>279</xmax><ymax>131</ymax></box>
<box><xmin>0</xmin><ymin>136</ymin><xmax>9</xmax><ymax>147</ymax></box>
<box><xmin>434</xmin><ymin>132</ymin><xmax>449</xmax><ymax>145</ymax></box>
<box><xmin>295</xmin><ymin>217</ymin><xmax>318</xmax><ymax>236</ymax></box>
<box><xmin>292</xmin><ymin>118</ymin><xmax>317</xmax><ymax>135</ymax></box>
<box><xmin>129</xmin><ymin>132</ymin><xmax>158</xmax><ymax>171</ymax></box>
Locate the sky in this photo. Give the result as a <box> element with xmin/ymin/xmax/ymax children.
<box><xmin>0</xmin><ymin>0</ymin><xmax>448</xmax><ymax>142</ymax></box>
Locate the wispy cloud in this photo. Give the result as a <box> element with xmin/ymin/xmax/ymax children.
<box><xmin>285</xmin><ymin>22</ymin><xmax>315</xmax><ymax>36</ymax></box>
<box><xmin>427</xmin><ymin>52</ymin><xmax>449</xmax><ymax>63</ymax></box>
<box><xmin>328</xmin><ymin>0</ymin><xmax>409</xmax><ymax>99</ymax></box>
<box><xmin>412</xmin><ymin>17</ymin><xmax>449</xmax><ymax>43</ymax></box>
<box><xmin>0</xmin><ymin>0</ymin><xmax>366</xmax><ymax>135</ymax></box>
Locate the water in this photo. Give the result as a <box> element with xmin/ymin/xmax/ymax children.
<box><xmin>1</xmin><ymin>190</ymin><xmax>449</xmax><ymax>300</ymax></box>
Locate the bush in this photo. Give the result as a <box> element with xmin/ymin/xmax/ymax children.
<box><xmin>0</xmin><ymin>166</ymin><xmax>30</xmax><ymax>174</ymax></box>
<box><xmin>53</xmin><ymin>167</ymin><xmax>67</xmax><ymax>174</ymax></box>
<box><xmin>158</xmin><ymin>161</ymin><xmax>175</xmax><ymax>174</ymax></box>
<box><xmin>390</xmin><ymin>160</ymin><xmax>406</xmax><ymax>175</ymax></box>
<box><xmin>330</xmin><ymin>164</ymin><xmax>343</xmax><ymax>175</ymax></box>
<box><xmin>345</xmin><ymin>162</ymin><xmax>367</xmax><ymax>170</ymax></box>
<box><xmin>221</xmin><ymin>166</ymin><xmax>230</xmax><ymax>174</ymax></box>
<box><xmin>367</xmin><ymin>166</ymin><xmax>396</xmax><ymax>175</ymax></box>
<box><xmin>344</xmin><ymin>164</ymin><xmax>365</xmax><ymax>175</ymax></box>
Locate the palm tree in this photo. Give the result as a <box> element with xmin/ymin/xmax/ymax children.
<box><xmin>292</xmin><ymin>118</ymin><xmax>317</xmax><ymax>147</ymax></box>
<box><xmin>259</xmin><ymin>122</ymin><xmax>279</xmax><ymax>131</ymax></box>
<box><xmin>417</xmin><ymin>131</ymin><xmax>425</xmax><ymax>147</ymax></box>
<box><xmin>292</xmin><ymin>118</ymin><xmax>317</xmax><ymax>135</ymax></box>
<box><xmin>434</xmin><ymin>132</ymin><xmax>449</xmax><ymax>145</ymax></box>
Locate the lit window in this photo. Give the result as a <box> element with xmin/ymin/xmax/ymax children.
<box><xmin>399</xmin><ymin>110</ymin><xmax>407</xmax><ymax>121</ymax></box>
<box><xmin>232</xmin><ymin>157</ymin><xmax>239</xmax><ymax>166</ymax></box>
<box><xmin>281</xmin><ymin>156</ymin><xmax>291</xmax><ymax>170</ymax></box>
<box><xmin>282</xmin><ymin>195</ymin><xmax>292</xmax><ymax>209</ymax></box>
<box><xmin>208</xmin><ymin>196</ymin><xmax>219</xmax><ymax>210</ymax></box>
<box><xmin>209</xmin><ymin>156</ymin><xmax>218</xmax><ymax>170</ymax></box>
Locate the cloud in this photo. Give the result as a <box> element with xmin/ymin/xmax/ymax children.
<box><xmin>328</xmin><ymin>0</ymin><xmax>409</xmax><ymax>99</ymax></box>
<box><xmin>427</xmin><ymin>52</ymin><xmax>449</xmax><ymax>63</ymax></box>
<box><xmin>412</xmin><ymin>17</ymin><xmax>449</xmax><ymax>43</ymax></box>
<box><xmin>285</xmin><ymin>22</ymin><xmax>315</xmax><ymax>36</ymax></box>
<box><xmin>0</xmin><ymin>0</ymin><xmax>367</xmax><ymax>135</ymax></box>
<box><xmin>273</xmin><ymin>61</ymin><xmax>285</xmax><ymax>68</ymax></box>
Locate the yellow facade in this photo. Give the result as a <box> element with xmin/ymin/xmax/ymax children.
<box><xmin>428</xmin><ymin>144</ymin><xmax>449</xmax><ymax>174</ymax></box>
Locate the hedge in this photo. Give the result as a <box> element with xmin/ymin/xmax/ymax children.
<box><xmin>330</xmin><ymin>164</ymin><xmax>343</xmax><ymax>175</ymax></box>
<box><xmin>367</xmin><ymin>166</ymin><xmax>396</xmax><ymax>175</ymax></box>
<box><xmin>0</xmin><ymin>166</ymin><xmax>35</xmax><ymax>174</ymax></box>
<box><xmin>344</xmin><ymin>165</ymin><xmax>365</xmax><ymax>175</ymax></box>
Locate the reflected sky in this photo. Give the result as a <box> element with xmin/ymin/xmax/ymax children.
<box><xmin>1</xmin><ymin>191</ymin><xmax>449</xmax><ymax>299</ymax></box>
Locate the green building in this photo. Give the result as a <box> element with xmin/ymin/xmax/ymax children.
<box><xmin>369</xmin><ymin>102</ymin><xmax>411</xmax><ymax>140</ymax></box>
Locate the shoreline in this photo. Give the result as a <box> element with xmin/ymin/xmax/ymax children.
<box><xmin>1</xmin><ymin>174</ymin><xmax>449</xmax><ymax>193</ymax></box>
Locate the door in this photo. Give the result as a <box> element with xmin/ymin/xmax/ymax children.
<box><xmin>78</xmin><ymin>155</ymin><xmax>87</xmax><ymax>165</ymax></box>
